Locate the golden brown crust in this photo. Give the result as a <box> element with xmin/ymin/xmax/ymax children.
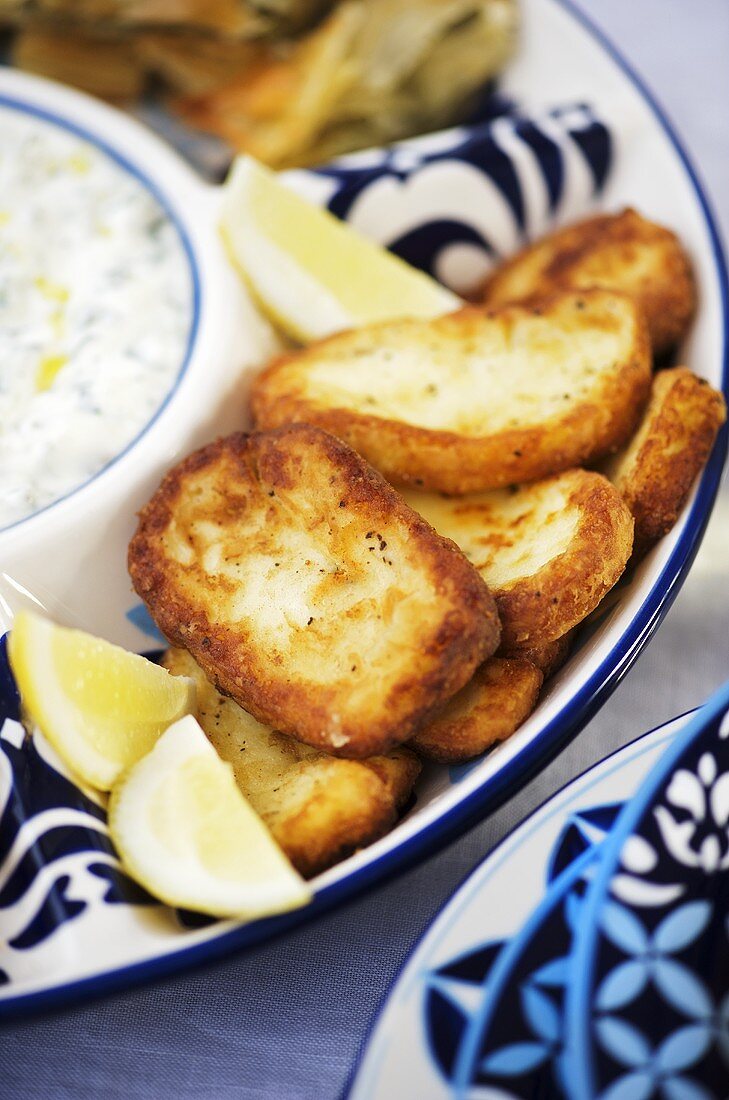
<box><xmin>481</xmin><ymin>208</ymin><xmax>696</xmax><ymax>355</ymax></box>
<box><xmin>250</xmin><ymin>290</ymin><xmax>652</xmax><ymax>495</ymax></box>
<box><xmin>410</xmin><ymin>657</ymin><xmax>543</xmax><ymax>763</ymax></box>
<box><xmin>500</xmin><ymin>629</ymin><xmax>574</xmax><ymax>679</ymax></box>
<box><xmin>361</xmin><ymin>748</ymin><xmax>422</xmax><ymax>811</ymax></box>
<box><xmin>603</xmin><ymin>367</ymin><xmax>727</xmax><ymax>558</ymax></box>
<box><xmin>129</xmin><ymin>425</ymin><xmax>500</xmax><ymax>758</ymax></box>
<box><xmin>404</xmin><ymin>469</ymin><xmax>634</xmax><ymax>649</ymax></box>
<box><xmin>493</xmin><ymin>475</ymin><xmax>633</xmax><ymax>648</ymax></box>
<box><xmin>263</xmin><ymin>759</ymin><xmax>395</xmax><ymax>878</ymax></box>
<box><xmin>162</xmin><ymin>647</ymin><xmax>421</xmax><ymax>879</ymax></box>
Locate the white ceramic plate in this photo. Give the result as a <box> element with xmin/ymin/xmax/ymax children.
<box><xmin>0</xmin><ymin>0</ymin><xmax>726</xmax><ymax>1016</ymax></box>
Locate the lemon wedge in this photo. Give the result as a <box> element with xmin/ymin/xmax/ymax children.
<box><xmin>220</xmin><ymin>154</ymin><xmax>461</xmax><ymax>342</ymax></box>
<box><xmin>109</xmin><ymin>715</ymin><xmax>311</xmax><ymax>919</ymax></box>
<box><xmin>8</xmin><ymin>610</ymin><xmax>195</xmax><ymax>790</ymax></box>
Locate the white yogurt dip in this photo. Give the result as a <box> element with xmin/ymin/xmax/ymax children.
<box><xmin>0</xmin><ymin>105</ymin><xmax>193</xmax><ymax>530</ymax></box>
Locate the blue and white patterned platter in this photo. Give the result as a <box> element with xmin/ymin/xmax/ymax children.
<box><xmin>0</xmin><ymin>0</ymin><xmax>728</xmax><ymax>1016</ymax></box>
<box><xmin>348</xmin><ymin>700</ymin><xmax>729</xmax><ymax>1099</ymax></box>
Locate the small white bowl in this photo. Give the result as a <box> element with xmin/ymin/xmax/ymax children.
<box><xmin>0</xmin><ymin>68</ymin><xmax>277</xmax><ymax>646</ymax></box>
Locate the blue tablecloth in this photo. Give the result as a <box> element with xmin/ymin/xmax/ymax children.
<box><xmin>3</xmin><ymin>2</ymin><xmax>729</xmax><ymax>1096</ymax></box>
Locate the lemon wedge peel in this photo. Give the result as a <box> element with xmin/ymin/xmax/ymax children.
<box><xmin>8</xmin><ymin>610</ymin><xmax>195</xmax><ymax>791</ymax></box>
<box><xmin>219</xmin><ymin>154</ymin><xmax>461</xmax><ymax>343</ymax></box>
<box><xmin>109</xmin><ymin>716</ymin><xmax>312</xmax><ymax>920</ymax></box>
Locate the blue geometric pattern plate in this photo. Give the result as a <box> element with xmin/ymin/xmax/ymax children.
<box><xmin>1</xmin><ymin>0</ymin><xmax>728</xmax><ymax>1019</ymax></box>
<box><xmin>348</xmin><ymin>706</ymin><xmax>729</xmax><ymax>1099</ymax></box>
<box><xmin>565</xmin><ymin>684</ymin><xmax>729</xmax><ymax>1099</ymax></box>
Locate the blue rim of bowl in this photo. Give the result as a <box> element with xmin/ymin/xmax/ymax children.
<box><xmin>0</xmin><ymin>90</ymin><xmax>202</xmax><ymax>538</ymax></box>
<box><xmin>565</xmin><ymin>677</ymin><xmax>729</xmax><ymax>1096</ymax></box>
<box><xmin>342</xmin><ymin>706</ymin><xmax>698</xmax><ymax>1100</ymax></box>
<box><xmin>0</xmin><ymin>0</ymin><xmax>727</xmax><ymax>1022</ymax></box>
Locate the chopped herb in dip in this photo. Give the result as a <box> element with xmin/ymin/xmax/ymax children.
<box><xmin>0</xmin><ymin>107</ymin><xmax>193</xmax><ymax>529</ymax></box>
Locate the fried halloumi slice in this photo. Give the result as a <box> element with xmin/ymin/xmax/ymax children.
<box><xmin>603</xmin><ymin>367</ymin><xmax>726</xmax><ymax>559</ymax></box>
<box><xmin>501</xmin><ymin>628</ymin><xmax>574</xmax><ymax>679</ymax></box>
<box><xmin>481</xmin><ymin>209</ymin><xmax>696</xmax><ymax>356</ymax></box>
<box><xmin>410</xmin><ymin>657</ymin><xmax>543</xmax><ymax>763</ymax></box>
<box><xmin>129</xmin><ymin>425</ymin><xmax>500</xmax><ymax>758</ymax></box>
<box><xmin>403</xmin><ymin>468</ymin><xmax>634</xmax><ymax>649</ymax></box>
<box><xmin>251</xmin><ymin>290</ymin><xmax>652</xmax><ymax>495</ymax></box>
<box><xmin>162</xmin><ymin>648</ymin><xmax>421</xmax><ymax>877</ymax></box>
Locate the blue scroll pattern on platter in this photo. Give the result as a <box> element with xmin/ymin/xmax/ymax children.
<box><xmin>285</xmin><ymin>100</ymin><xmax>612</xmax><ymax>296</ymax></box>
<box><xmin>0</xmin><ymin>637</ymin><xmax>156</xmax><ymax>987</ymax></box>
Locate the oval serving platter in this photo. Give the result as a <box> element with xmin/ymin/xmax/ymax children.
<box><xmin>0</xmin><ymin>0</ymin><xmax>727</xmax><ymax>1016</ymax></box>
